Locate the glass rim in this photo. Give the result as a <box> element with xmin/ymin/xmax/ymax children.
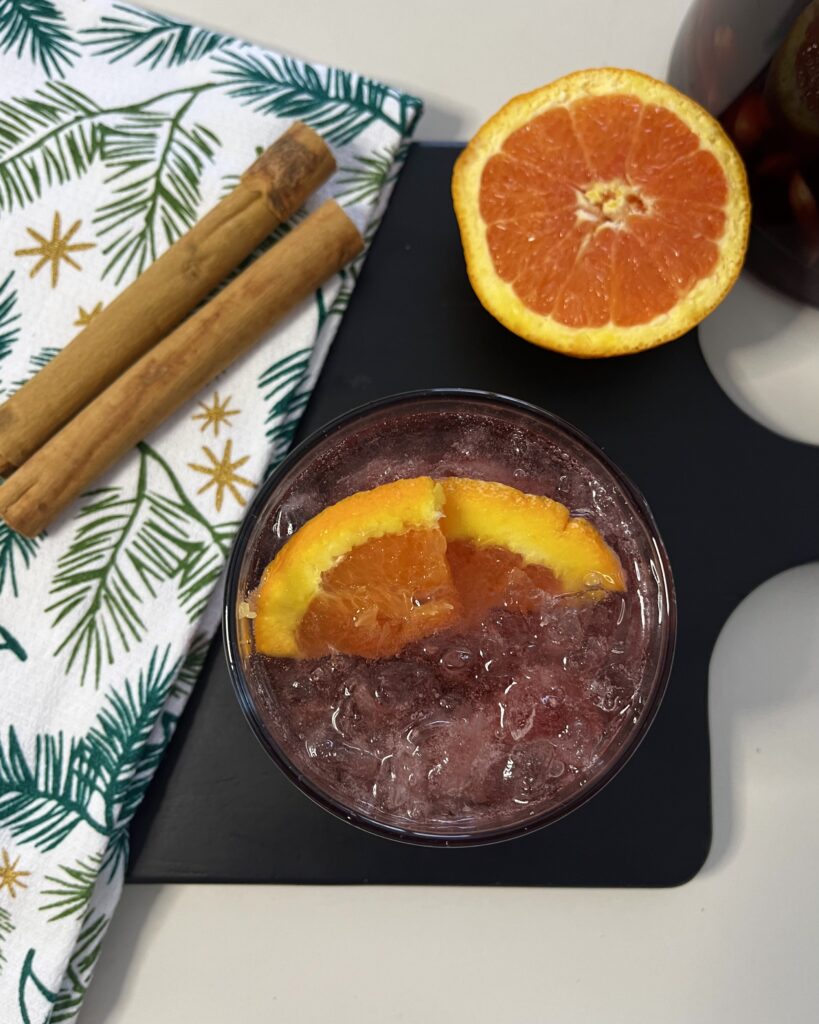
<box><xmin>223</xmin><ymin>388</ymin><xmax>677</xmax><ymax>848</ymax></box>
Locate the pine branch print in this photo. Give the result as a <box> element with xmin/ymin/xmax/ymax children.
<box><xmin>100</xmin><ymin>826</ymin><xmax>128</xmax><ymax>881</ymax></box>
<box><xmin>85</xmin><ymin>647</ymin><xmax>177</xmax><ymax>830</ymax></box>
<box><xmin>213</xmin><ymin>49</ymin><xmax>420</xmax><ymax>145</ymax></box>
<box><xmin>0</xmin><ymin>270</ymin><xmax>19</xmax><ymax>368</ymax></box>
<box><xmin>47</xmin><ymin>444</ymin><xmax>234</xmax><ymax>685</ymax></box>
<box><xmin>18</xmin><ymin>948</ymin><xmax>57</xmax><ymax>1022</ymax></box>
<box><xmin>0</xmin><ymin>647</ymin><xmax>183</xmax><ymax>857</ymax></box>
<box><xmin>0</xmin><ymin>81</ymin><xmax>217</xmax><ymax>217</ymax></box>
<box><xmin>47</xmin><ymin>460</ymin><xmax>155</xmax><ymax>686</ymax></box>
<box><xmin>0</xmin><ymin>82</ymin><xmax>104</xmax><ymax>211</ymax></box>
<box><xmin>259</xmin><ymin>347</ymin><xmax>312</xmax><ymax>435</ymax></box>
<box><xmin>49</xmin><ymin>911</ymin><xmax>108</xmax><ymax>1023</ymax></box>
<box><xmin>0</xmin><ymin>728</ymin><xmax>102</xmax><ymax>850</ymax></box>
<box><xmin>0</xmin><ymin>906</ymin><xmax>13</xmax><ymax>975</ymax></box>
<box><xmin>0</xmin><ymin>0</ymin><xmax>78</xmax><ymax>77</ymax></box>
<box><xmin>4</xmin><ymin>345</ymin><xmax>59</xmax><ymax>396</ymax></box>
<box><xmin>141</xmin><ymin>444</ymin><xmax>237</xmax><ymax>619</ymax></box>
<box><xmin>170</xmin><ymin>631</ymin><xmax>211</xmax><ymax>698</ymax></box>
<box><xmin>336</xmin><ymin>148</ymin><xmax>398</xmax><ymax>206</ymax></box>
<box><xmin>0</xmin><ymin>624</ymin><xmax>27</xmax><ymax>661</ymax></box>
<box><xmin>257</xmin><ymin>345</ymin><xmax>314</xmax><ymax>470</ymax></box>
<box><xmin>82</xmin><ymin>2</ymin><xmax>232</xmax><ymax>68</ymax></box>
<box><xmin>95</xmin><ymin>89</ymin><xmax>220</xmax><ymax>283</ymax></box>
<box><xmin>39</xmin><ymin>853</ymin><xmax>102</xmax><ymax>922</ymax></box>
<box><xmin>0</xmin><ymin>521</ymin><xmax>39</xmax><ymax>597</ymax></box>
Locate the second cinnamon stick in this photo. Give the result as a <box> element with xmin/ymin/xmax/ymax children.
<box><xmin>0</xmin><ymin>200</ymin><xmax>363</xmax><ymax>538</ymax></box>
<box><xmin>0</xmin><ymin>122</ymin><xmax>335</xmax><ymax>476</ymax></box>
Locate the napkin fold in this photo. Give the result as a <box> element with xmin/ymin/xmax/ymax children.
<box><xmin>0</xmin><ymin>2</ymin><xmax>421</xmax><ymax>1018</ymax></box>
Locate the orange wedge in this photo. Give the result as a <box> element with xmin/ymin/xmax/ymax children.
<box><xmin>253</xmin><ymin>477</ymin><xmax>459</xmax><ymax>659</ymax></box>
<box><xmin>252</xmin><ymin>476</ymin><xmax>625</xmax><ymax>660</ymax></box>
<box><xmin>452</xmin><ymin>68</ymin><xmax>751</xmax><ymax>357</ymax></box>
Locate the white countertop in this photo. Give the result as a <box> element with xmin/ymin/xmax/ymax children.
<box><xmin>80</xmin><ymin>1</ymin><xmax>819</xmax><ymax>1021</ymax></box>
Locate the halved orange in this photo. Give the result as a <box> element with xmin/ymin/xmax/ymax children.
<box><xmin>452</xmin><ymin>68</ymin><xmax>751</xmax><ymax>357</ymax></box>
<box><xmin>252</xmin><ymin>476</ymin><xmax>625</xmax><ymax>660</ymax></box>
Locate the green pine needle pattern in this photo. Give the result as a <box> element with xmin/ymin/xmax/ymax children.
<box><xmin>0</xmin><ymin>81</ymin><xmax>104</xmax><ymax>211</ymax></box>
<box><xmin>0</xmin><ymin>80</ymin><xmax>220</xmax><ymax>269</ymax></box>
<box><xmin>47</xmin><ymin>443</ymin><xmax>234</xmax><ymax>687</ymax></box>
<box><xmin>0</xmin><ymin>0</ymin><xmax>78</xmax><ymax>78</ymax></box>
<box><xmin>5</xmin><ymin>345</ymin><xmax>59</xmax><ymax>396</ymax></box>
<box><xmin>100</xmin><ymin>824</ymin><xmax>129</xmax><ymax>882</ymax></box>
<box><xmin>0</xmin><ymin>270</ymin><xmax>19</xmax><ymax>367</ymax></box>
<box><xmin>50</xmin><ymin>912</ymin><xmax>108</xmax><ymax>1023</ymax></box>
<box><xmin>95</xmin><ymin>87</ymin><xmax>220</xmax><ymax>283</ymax></box>
<box><xmin>82</xmin><ymin>3</ymin><xmax>232</xmax><ymax>68</ymax></box>
<box><xmin>86</xmin><ymin>646</ymin><xmax>176</xmax><ymax>829</ymax></box>
<box><xmin>18</xmin><ymin>947</ymin><xmax>57</xmax><ymax>1022</ymax></box>
<box><xmin>336</xmin><ymin>148</ymin><xmax>397</xmax><ymax>206</ymax></box>
<box><xmin>0</xmin><ymin>906</ymin><xmax>13</xmax><ymax>975</ymax></box>
<box><xmin>0</xmin><ymin>646</ymin><xmax>178</xmax><ymax>851</ymax></box>
<box><xmin>0</xmin><ymin>624</ymin><xmax>27</xmax><ymax>660</ymax></box>
<box><xmin>40</xmin><ymin>853</ymin><xmax>102</xmax><ymax>922</ymax></box>
<box><xmin>0</xmin><ymin>729</ymin><xmax>100</xmax><ymax>851</ymax></box>
<box><xmin>170</xmin><ymin>631</ymin><xmax>210</xmax><ymax>698</ymax></box>
<box><xmin>0</xmin><ymin>521</ymin><xmax>38</xmax><ymax>597</ymax></box>
<box><xmin>214</xmin><ymin>49</ymin><xmax>421</xmax><ymax>145</ymax></box>
<box><xmin>258</xmin><ymin>346</ymin><xmax>312</xmax><ymax>462</ymax></box>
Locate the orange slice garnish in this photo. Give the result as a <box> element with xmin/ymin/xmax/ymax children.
<box><xmin>252</xmin><ymin>476</ymin><xmax>625</xmax><ymax>660</ymax></box>
<box><xmin>452</xmin><ymin>68</ymin><xmax>750</xmax><ymax>356</ymax></box>
<box><xmin>253</xmin><ymin>477</ymin><xmax>459</xmax><ymax>659</ymax></box>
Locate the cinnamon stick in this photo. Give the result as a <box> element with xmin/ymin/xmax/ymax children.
<box><xmin>0</xmin><ymin>200</ymin><xmax>363</xmax><ymax>537</ymax></box>
<box><xmin>0</xmin><ymin>122</ymin><xmax>335</xmax><ymax>476</ymax></box>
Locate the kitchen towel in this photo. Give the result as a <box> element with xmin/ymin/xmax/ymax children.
<box><xmin>0</xmin><ymin>1</ymin><xmax>421</xmax><ymax>1018</ymax></box>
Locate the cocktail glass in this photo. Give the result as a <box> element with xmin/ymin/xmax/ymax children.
<box><xmin>224</xmin><ymin>390</ymin><xmax>676</xmax><ymax>846</ymax></box>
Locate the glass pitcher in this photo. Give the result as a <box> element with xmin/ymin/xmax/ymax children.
<box><xmin>670</xmin><ymin>0</ymin><xmax>819</xmax><ymax>306</ymax></box>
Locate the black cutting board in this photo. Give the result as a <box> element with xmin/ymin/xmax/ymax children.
<box><xmin>126</xmin><ymin>143</ymin><xmax>819</xmax><ymax>886</ymax></box>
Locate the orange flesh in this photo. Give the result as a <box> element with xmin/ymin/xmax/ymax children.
<box><xmin>479</xmin><ymin>95</ymin><xmax>729</xmax><ymax>327</ymax></box>
<box><xmin>446</xmin><ymin>539</ymin><xmax>562</xmax><ymax>622</ymax></box>
<box><xmin>296</xmin><ymin>529</ymin><xmax>459</xmax><ymax>659</ymax></box>
<box><xmin>296</xmin><ymin>535</ymin><xmax>569</xmax><ymax>660</ymax></box>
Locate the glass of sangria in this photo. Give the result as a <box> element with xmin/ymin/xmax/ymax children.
<box><xmin>224</xmin><ymin>391</ymin><xmax>676</xmax><ymax>845</ymax></box>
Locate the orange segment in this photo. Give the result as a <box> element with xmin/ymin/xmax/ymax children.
<box><xmin>571</xmin><ymin>94</ymin><xmax>643</xmax><ymax>181</ymax></box>
<box><xmin>452</xmin><ymin>67</ymin><xmax>750</xmax><ymax>356</ymax></box>
<box><xmin>297</xmin><ymin>528</ymin><xmax>459</xmax><ymax>659</ymax></box>
<box><xmin>446</xmin><ymin>539</ymin><xmax>562</xmax><ymax>621</ymax></box>
<box><xmin>253</xmin><ymin>477</ymin><xmax>447</xmax><ymax>658</ymax></box>
<box><xmin>439</xmin><ymin>477</ymin><xmax>625</xmax><ymax>594</ymax></box>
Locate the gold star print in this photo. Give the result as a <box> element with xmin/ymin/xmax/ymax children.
<box><xmin>189</xmin><ymin>439</ymin><xmax>255</xmax><ymax>512</ymax></box>
<box><xmin>0</xmin><ymin>848</ymin><xmax>30</xmax><ymax>899</ymax></box>
<box><xmin>15</xmin><ymin>212</ymin><xmax>95</xmax><ymax>288</ymax></box>
<box><xmin>191</xmin><ymin>391</ymin><xmax>240</xmax><ymax>437</ymax></box>
<box><xmin>74</xmin><ymin>301</ymin><xmax>103</xmax><ymax>327</ymax></box>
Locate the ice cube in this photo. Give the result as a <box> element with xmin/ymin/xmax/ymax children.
<box><xmin>502</xmin><ymin>740</ymin><xmax>556</xmax><ymax>802</ymax></box>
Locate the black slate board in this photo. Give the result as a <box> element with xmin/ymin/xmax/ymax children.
<box><xmin>127</xmin><ymin>143</ymin><xmax>819</xmax><ymax>886</ymax></box>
